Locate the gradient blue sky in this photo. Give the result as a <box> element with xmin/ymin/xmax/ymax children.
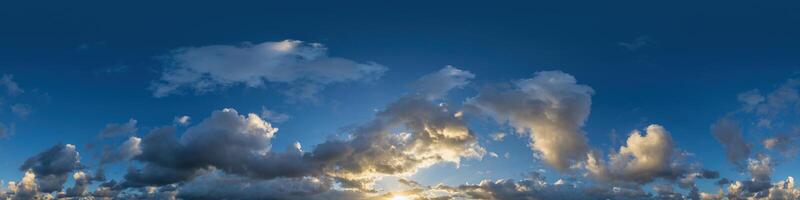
<box><xmin>1</xmin><ymin>1</ymin><xmax>799</xmax><ymax>199</ymax></box>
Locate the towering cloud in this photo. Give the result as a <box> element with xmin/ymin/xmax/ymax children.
<box><xmin>467</xmin><ymin>71</ymin><xmax>593</xmax><ymax>171</ymax></box>
<box><xmin>151</xmin><ymin>39</ymin><xmax>387</xmax><ymax>100</ymax></box>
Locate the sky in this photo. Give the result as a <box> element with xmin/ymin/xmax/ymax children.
<box><xmin>1</xmin><ymin>1</ymin><xmax>800</xmax><ymax>199</ymax></box>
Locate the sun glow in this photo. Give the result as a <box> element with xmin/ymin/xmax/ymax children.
<box><xmin>390</xmin><ymin>195</ymin><xmax>410</xmax><ymax>200</ymax></box>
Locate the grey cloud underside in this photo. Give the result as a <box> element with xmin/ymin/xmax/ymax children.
<box><xmin>124</xmin><ymin>96</ymin><xmax>484</xmax><ymax>191</ymax></box>
<box><xmin>18</xmin><ymin>144</ymin><xmax>82</xmax><ymax>193</ymax></box>
<box><xmin>126</xmin><ymin>66</ymin><xmax>484</xmax><ymax>193</ymax></box>
<box><xmin>151</xmin><ymin>40</ymin><xmax>387</xmax><ymax>101</ymax></box>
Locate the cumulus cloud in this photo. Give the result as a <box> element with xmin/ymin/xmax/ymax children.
<box><xmin>610</xmin><ymin>125</ymin><xmax>675</xmax><ymax>182</ymax></box>
<box><xmin>116</xmin><ymin>67</ymin><xmax>486</xmax><ymax>195</ymax></box>
<box><xmin>2</xmin><ymin>170</ymin><xmax>41</xmax><ymax>200</ymax></box>
<box><xmin>410</xmin><ymin>65</ymin><xmax>475</xmax><ymax>100</ymax></box>
<box><xmin>18</xmin><ymin>144</ymin><xmax>82</xmax><ymax>193</ymax></box>
<box><xmin>63</xmin><ymin>171</ymin><xmax>90</xmax><ymax>198</ymax></box>
<box><xmin>150</xmin><ymin>39</ymin><xmax>387</xmax><ymax>101</ymax></box>
<box><xmin>123</xmin><ymin>109</ymin><xmax>295</xmax><ymax>186</ymax></box>
<box><xmin>710</xmin><ymin>118</ymin><xmax>750</xmax><ymax>165</ymax></box>
<box><xmin>99</xmin><ymin>119</ymin><xmax>138</xmax><ymax>138</ymax></box>
<box><xmin>312</xmin><ymin>96</ymin><xmax>485</xmax><ymax>184</ymax></box>
<box><xmin>577</xmin><ymin>125</ymin><xmax>719</xmax><ymax>200</ymax></box>
<box><xmin>467</xmin><ymin>71</ymin><xmax>593</xmax><ymax>171</ymax></box>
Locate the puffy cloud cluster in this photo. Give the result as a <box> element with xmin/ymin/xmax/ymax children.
<box><xmin>467</xmin><ymin>71</ymin><xmax>593</xmax><ymax>172</ymax></box>
<box><xmin>113</xmin><ymin>66</ymin><xmax>484</xmax><ymax>196</ymax></box>
<box><xmin>466</xmin><ymin>71</ymin><xmax>718</xmax><ymax>197</ymax></box>
<box><xmin>151</xmin><ymin>39</ymin><xmax>387</xmax><ymax>101</ymax></box>
<box><xmin>8</xmin><ymin>68</ymin><xmax>796</xmax><ymax>199</ymax></box>
<box><xmin>123</xmin><ymin>109</ymin><xmax>296</xmax><ymax>187</ymax></box>
<box><xmin>587</xmin><ymin>125</ymin><xmax>679</xmax><ymax>183</ymax></box>
<box><xmin>0</xmin><ymin>170</ymin><xmax>48</xmax><ymax>200</ymax></box>
<box><xmin>705</xmin><ymin>78</ymin><xmax>800</xmax><ymax>199</ymax></box>
<box><xmin>585</xmin><ymin>124</ymin><xmax>716</xmax><ymax>195</ymax></box>
<box><xmin>312</xmin><ymin>96</ymin><xmax>485</xmax><ymax>184</ymax></box>
<box><xmin>0</xmin><ymin>144</ymin><xmax>105</xmax><ymax>199</ymax></box>
<box><xmin>19</xmin><ymin>144</ymin><xmax>82</xmax><ymax>193</ymax></box>
<box><xmin>711</xmin><ymin>83</ymin><xmax>800</xmax><ymax>180</ymax></box>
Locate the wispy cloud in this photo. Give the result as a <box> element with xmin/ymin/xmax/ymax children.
<box><xmin>150</xmin><ymin>39</ymin><xmax>387</xmax><ymax>102</ymax></box>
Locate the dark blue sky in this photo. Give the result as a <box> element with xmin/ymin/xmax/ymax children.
<box><xmin>1</xmin><ymin>1</ymin><xmax>799</xmax><ymax>199</ymax></box>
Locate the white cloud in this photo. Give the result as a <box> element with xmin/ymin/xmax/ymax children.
<box><xmin>151</xmin><ymin>39</ymin><xmax>387</xmax><ymax>101</ymax></box>
<box><xmin>468</xmin><ymin>71</ymin><xmax>593</xmax><ymax>171</ymax></box>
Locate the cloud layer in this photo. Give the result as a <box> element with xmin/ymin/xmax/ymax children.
<box><xmin>151</xmin><ymin>39</ymin><xmax>387</xmax><ymax>101</ymax></box>
<box><xmin>4</xmin><ymin>68</ymin><xmax>800</xmax><ymax>200</ymax></box>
